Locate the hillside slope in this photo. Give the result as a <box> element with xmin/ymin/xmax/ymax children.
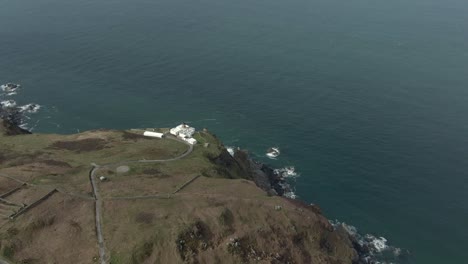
<box><xmin>0</xmin><ymin>121</ymin><xmax>359</xmax><ymax>264</ymax></box>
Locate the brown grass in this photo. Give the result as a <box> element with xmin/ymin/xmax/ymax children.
<box><xmin>135</xmin><ymin>212</ymin><xmax>155</xmax><ymax>225</ymax></box>
<box><xmin>48</xmin><ymin>138</ymin><xmax>108</xmax><ymax>152</ymax></box>
<box><xmin>282</xmin><ymin>197</ymin><xmax>322</xmax><ymax>215</ymax></box>
<box><xmin>0</xmin><ymin>178</ymin><xmax>21</xmax><ymax>194</ymax></box>
<box><xmin>0</xmin><ymin>193</ymin><xmax>98</xmax><ymax>264</ymax></box>
<box><xmin>0</xmin><ymin>151</ymin><xmax>5</xmax><ymax>163</ymax></box>
<box><xmin>121</xmin><ymin>131</ymin><xmax>153</xmax><ymax>141</ymax></box>
<box><xmin>2</xmin><ymin>151</ymin><xmax>44</xmax><ymax>167</ymax></box>
<box><xmin>176</xmin><ymin>220</ymin><xmax>213</xmax><ymax>262</ymax></box>
<box><xmin>37</xmin><ymin>160</ymin><xmax>72</xmax><ymax>168</ymax></box>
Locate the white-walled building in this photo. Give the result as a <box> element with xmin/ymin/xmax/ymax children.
<box><xmin>143</xmin><ymin>131</ymin><xmax>164</xmax><ymax>138</ymax></box>
<box><xmin>170</xmin><ymin>124</ymin><xmax>195</xmax><ymax>138</ymax></box>
<box><xmin>170</xmin><ymin>123</ymin><xmax>197</xmax><ymax>145</ymax></box>
<box><xmin>184</xmin><ymin>138</ymin><xmax>197</xmax><ymax>145</ymax></box>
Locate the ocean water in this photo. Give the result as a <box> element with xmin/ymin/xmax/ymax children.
<box><xmin>1</xmin><ymin>0</ymin><xmax>468</xmax><ymax>262</ymax></box>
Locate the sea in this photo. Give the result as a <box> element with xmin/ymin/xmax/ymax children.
<box><xmin>1</xmin><ymin>0</ymin><xmax>468</xmax><ymax>263</ymax></box>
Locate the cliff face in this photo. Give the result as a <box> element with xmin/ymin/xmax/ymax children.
<box><xmin>0</xmin><ymin>119</ymin><xmax>31</xmax><ymax>136</ymax></box>
<box><xmin>0</xmin><ymin>122</ymin><xmax>359</xmax><ymax>264</ymax></box>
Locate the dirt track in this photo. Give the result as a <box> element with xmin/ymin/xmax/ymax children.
<box><xmin>89</xmin><ymin>136</ymin><xmax>193</xmax><ymax>264</ymax></box>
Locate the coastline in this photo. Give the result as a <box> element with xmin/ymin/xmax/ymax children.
<box><xmin>232</xmin><ymin>147</ymin><xmax>407</xmax><ymax>264</ymax></box>
<box><xmin>0</xmin><ymin>116</ymin><xmax>404</xmax><ymax>263</ymax></box>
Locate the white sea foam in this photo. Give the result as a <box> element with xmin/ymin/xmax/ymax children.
<box><xmin>19</xmin><ymin>103</ymin><xmax>41</xmax><ymax>113</ymax></box>
<box><xmin>366</xmin><ymin>235</ymin><xmax>388</xmax><ymax>252</ymax></box>
<box><xmin>283</xmin><ymin>191</ymin><xmax>298</xmax><ymax>199</ymax></box>
<box><xmin>1</xmin><ymin>100</ymin><xmax>17</xmax><ymax>108</ymax></box>
<box><xmin>266</xmin><ymin>147</ymin><xmax>280</xmax><ymax>159</ymax></box>
<box><xmin>1</xmin><ymin>82</ymin><xmax>41</xmax><ymax>130</ymax></box>
<box><xmin>226</xmin><ymin>146</ymin><xmax>235</xmax><ymax>156</ymax></box>
<box><xmin>1</xmin><ymin>83</ymin><xmax>20</xmax><ymax>96</ymax></box>
<box><xmin>274</xmin><ymin>166</ymin><xmax>299</xmax><ymax>178</ymax></box>
<box><xmin>330</xmin><ymin>220</ymin><xmax>405</xmax><ymax>263</ymax></box>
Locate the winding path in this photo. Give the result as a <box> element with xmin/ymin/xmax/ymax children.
<box><xmin>0</xmin><ymin>136</ymin><xmax>194</xmax><ymax>264</ymax></box>
<box><xmin>89</xmin><ymin>136</ymin><xmax>194</xmax><ymax>264</ymax></box>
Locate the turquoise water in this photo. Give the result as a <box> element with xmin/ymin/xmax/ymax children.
<box><xmin>1</xmin><ymin>0</ymin><xmax>468</xmax><ymax>262</ymax></box>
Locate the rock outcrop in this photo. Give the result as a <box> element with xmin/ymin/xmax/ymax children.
<box><xmin>0</xmin><ymin>119</ymin><xmax>31</xmax><ymax>136</ymax></box>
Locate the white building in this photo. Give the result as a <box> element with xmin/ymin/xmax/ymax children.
<box><xmin>170</xmin><ymin>124</ymin><xmax>195</xmax><ymax>138</ymax></box>
<box><xmin>184</xmin><ymin>137</ymin><xmax>197</xmax><ymax>145</ymax></box>
<box><xmin>170</xmin><ymin>123</ymin><xmax>197</xmax><ymax>145</ymax></box>
<box><xmin>143</xmin><ymin>131</ymin><xmax>164</xmax><ymax>138</ymax></box>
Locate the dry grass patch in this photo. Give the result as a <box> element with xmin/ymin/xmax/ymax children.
<box><xmin>0</xmin><ymin>193</ymin><xmax>97</xmax><ymax>264</ymax></box>
<box><xmin>48</xmin><ymin>138</ymin><xmax>108</xmax><ymax>153</ymax></box>
<box><xmin>0</xmin><ymin>178</ymin><xmax>21</xmax><ymax>194</ymax></box>
<box><xmin>121</xmin><ymin>131</ymin><xmax>153</xmax><ymax>141</ymax></box>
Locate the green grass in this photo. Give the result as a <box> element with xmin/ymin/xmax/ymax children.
<box><xmin>2</xmin><ymin>244</ymin><xmax>15</xmax><ymax>259</ymax></box>
<box><xmin>0</xmin><ymin>130</ymin><xmax>188</xmax><ymax>168</ymax></box>
<box><xmin>131</xmin><ymin>241</ymin><xmax>154</xmax><ymax>264</ymax></box>
<box><xmin>109</xmin><ymin>253</ymin><xmax>125</xmax><ymax>264</ymax></box>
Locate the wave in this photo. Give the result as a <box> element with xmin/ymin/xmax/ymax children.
<box><xmin>266</xmin><ymin>147</ymin><xmax>280</xmax><ymax>159</ymax></box>
<box><xmin>274</xmin><ymin>166</ymin><xmax>299</xmax><ymax>199</ymax></box>
<box><xmin>274</xmin><ymin>166</ymin><xmax>298</xmax><ymax>178</ymax></box>
<box><xmin>331</xmin><ymin>220</ymin><xmax>409</xmax><ymax>263</ymax></box>
<box><xmin>19</xmin><ymin>103</ymin><xmax>41</xmax><ymax>114</ymax></box>
<box><xmin>226</xmin><ymin>146</ymin><xmax>235</xmax><ymax>157</ymax></box>
<box><xmin>1</xmin><ymin>100</ymin><xmax>17</xmax><ymax>108</ymax></box>
<box><xmin>1</xmin><ymin>82</ymin><xmax>41</xmax><ymax>130</ymax></box>
<box><xmin>1</xmin><ymin>83</ymin><xmax>20</xmax><ymax>96</ymax></box>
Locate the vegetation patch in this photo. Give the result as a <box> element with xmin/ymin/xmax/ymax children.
<box><xmin>141</xmin><ymin>168</ymin><xmax>170</xmax><ymax>179</ymax></box>
<box><xmin>218</xmin><ymin>208</ymin><xmax>234</xmax><ymax>227</ymax></box>
<box><xmin>292</xmin><ymin>232</ymin><xmax>312</xmax><ymax>262</ymax></box>
<box><xmin>226</xmin><ymin>236</ymin><xmax>260</xmax><ymax>262</ymax></box>
<box><xmin>48</xmin><ymin>138</ymin><xmax>108</xmax><ymax>152</ymax></box>
<box><xmin>0</xmin><ymin>151</ymin><xmax>6</xmax><ymax>163</ymax></box>
<box><xmin>2</xmin><ymin>244</ymin><xmax>15</xmax><ymax>259</ymax></box>
<box><xmin>69</xmin><ymin>220</ymin><xmax>82</xmax><ymax>233</ymax></box>
<box><xmin>122</xmin><ymin>131</ymin><xmax>153</xmax><ymax>141</ymax></box>
<box><xmin>141</xmin><ymin>168</ymin><xmax>160</xmax><ymax>175</ymax></box>
<box><xmin>4</xmin><ymin>151</ymin><xmax>44</xmax><ymax>166</ymax></box>
<box><xmin>131</xmin><ymin>241</ymin><xmax>154</xmax><ymax>264</ymax></box>
<box><xmin>176</xmin><ymin>220</ymin><xmax>212</xmax><ymax>261</ymax></box>
<box><xmin>24</xmin><ymin>216</ymin><xmax>56</xmax><ymax>238</ymax></box>
<box><xmin>5</xmin><ymin>228</ymin><xmax>19</xmax><ymax>239</ymax></box>
<box><xmin>135</xmin><ymin>212</ymin><xmax>154</xmax><ymax>225</ymax></box>
<box><xmin>218</xmin><ymin>207</ymin><xmax>234</xmax><ymax>236</ymax></box>
<box><xmin>283</xmin><ymin>197</ymin><xmax>323</xmax><ymax>215</ymax></box>
<box><xmin>18</xmin><ymin>258</ymin><xmax>41</xmax><ymax>264</ymax></box>
<box><xmin>38</xmin><ymin>160</ymin><xmax>72</xmax><ymax>168</ymax></box>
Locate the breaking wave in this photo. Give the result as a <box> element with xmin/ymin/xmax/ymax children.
<box><xmin>1</xmin><ymin>83</ymin><xmax>20</xmax><ymax>96</ymax></box>
<box><xmin>19</xmin><ymin>103</ymin><xmax>41</xmax><ymax>114</ymax></box>
<box><xmin>274</xmin><ymin>166</ymin><xmax>299</xmax><ymax>199</ymax></box>
<box><xmin>266</xmin><ymin>147</ymin><xmax>280</xmax><ymax>159</ymax></box>
<box><xmin>226</xmin><ymin>146</ymin><xmax>235</xmax><ymax>157</ymax></box>
<box><xmin>274</xmin><ymin>166</ymin><xmax>298</xmax><ymax>178</ymax></box>
<box><xmin>331</xmin><ymin>220</ymin><xmax>409</xmax><ymax>263</ymax></box>
<box><xmin>1</xmin><ymin>82</ymin><xmax>41</xmax><ymax>130</ymax></box>
<box><xmin>1</xmin><ymin>100</ymin><xmax>17</xmax><ymax>108</ymax></box>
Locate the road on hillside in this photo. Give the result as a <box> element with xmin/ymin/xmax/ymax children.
<box><xmin>89</xmin><ymin>136</ymin><xmax>193</xmax><ymax>264</ymax></box>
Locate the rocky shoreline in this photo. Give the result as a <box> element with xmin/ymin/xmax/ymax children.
<box><xmin>227</xmin><ymin>148</ymin><xmax>293</xmax><ymax>197</ymax></box>
<box><xmin>226</xmin><ymin>148</ymin><xmax>406</xmax><ymax>264</ymax></box>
